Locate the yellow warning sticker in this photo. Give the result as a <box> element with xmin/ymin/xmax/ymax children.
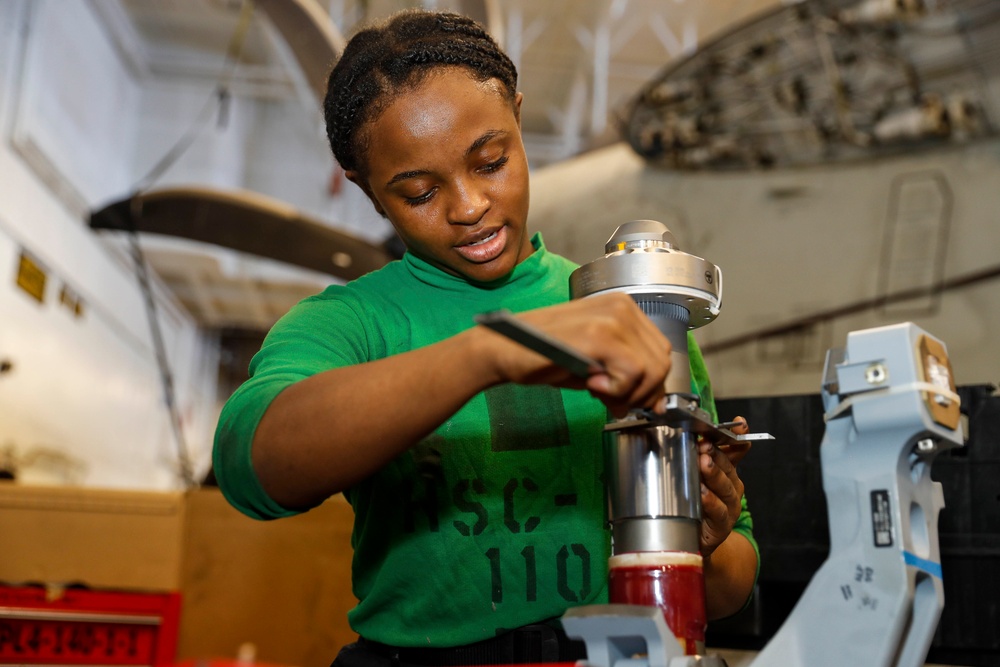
<box><xmin>59</xmin><ymin>283</ymin><xmax>85</xmax><ymax>318</ymax></box>
<box><xmin>16</xmin><ymin>250</ymin><xmax>46</xmax><ymax>303</ymax></box>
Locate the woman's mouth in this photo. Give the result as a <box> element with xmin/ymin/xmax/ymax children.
<box><xmin>468</xmin><ymin>231</ymin><xmax>498</xmax><ymax>246</ymax></box>
<box><xmin>456</xmin><ymin>227</ymin><xmax>507</xmax><ymax>263</ymax></box>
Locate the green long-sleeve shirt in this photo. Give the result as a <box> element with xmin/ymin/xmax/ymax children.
<box><xmin>213</xmin><ymin>233</ymin><xmax>756</xmax><ymax>647</ymax></box>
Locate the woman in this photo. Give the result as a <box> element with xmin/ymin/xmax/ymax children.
<box><xmin>214</xmin><ymin>9</ymin><xmax>758</xmax><ymax>666</ymax></box>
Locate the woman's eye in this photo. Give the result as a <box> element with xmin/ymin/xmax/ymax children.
<box><xmin>480</xmin><ymin>156</ymin><xmax>508</xmax><ymax>173</ymax></box>
<box><xmin>404</xmin><ymin>189</ymin><xmax>435</xmax><ymax>206</ymax></box>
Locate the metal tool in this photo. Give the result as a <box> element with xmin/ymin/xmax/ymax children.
<box><xmin>474</xmin><ymin>308</ymin><xmax>605</xmax><ymax>378</ymax></box>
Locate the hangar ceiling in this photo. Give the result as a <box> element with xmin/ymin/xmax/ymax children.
<box><xmin>83</xmin><ymin>0</ymin><xmax>999</xmax><ymax>337</ymax></box>
<box><xmin>97</xmin><ymin>0</ymin><xmax>781</xmax><ymax>165</ymax></box>
<box><xmin>86</xmin><ymin>0</ymin><xmax>780</xmax><ymax>332</ymax></box>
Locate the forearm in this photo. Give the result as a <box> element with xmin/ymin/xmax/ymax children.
<box><xmin>251</xmin><ymin>327</ymin><xmax>499</xmax><ymax>509</ymax></box>
<box><xmin>248</xmin><ymin>293</ymin><xmax>673</xmax><ymax>511</ymax></box>
<box><xmin>703</xmin><ymin>530</ymin><xmax>758</xmax><ymax>620</ymax></box>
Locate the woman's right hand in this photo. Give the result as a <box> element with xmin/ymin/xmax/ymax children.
<box><xmin>475</xmin><ymin>292</ymin><xmax>672</xmax><ymax>417</ymax></box>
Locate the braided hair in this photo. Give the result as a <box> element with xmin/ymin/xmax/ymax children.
<box><xmin>324</xmin><ymin>9</ymin><xmax>518</xmax><ymax>175</ymax></box>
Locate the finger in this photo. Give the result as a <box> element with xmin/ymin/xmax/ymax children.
<box><xmin>701</xmin><ymin>483</ymin><xmax>728</xmax><ymax>528</ymax></box>
<box><xmin>699</xmin><ymin>452</ymin><xmax>743</xmax><ymax>557</ymax></box>
<box><xmin>699</xmin><ymin>446</ymin><xmax>743</xmax><ymax>512</ymax></box>
<box><xmin>586</xmin><ymin>378</ymin><xmax>632</xmax><ymax>418</ymax></box>
<box><xmin>728</xmin><ymin>416</ymin><xmax>749</xmax><ymax>435</ymax></box>
<box><xmin>699</xmin><ymin>484</ymin><xmax>731</xmax><ymax>555</ymax></box>
<box><xmin>715</xmin><ymin>416</ymin><xmax>751</xmax><ymax>464</ymax></box>
<box><xmin>720</xmin><ymin>441</ymin><xmax>752</xmax><ymax>466</ymax></box>
<box><xmin>588</xmin><ymin>374</ymin><xmax>666</xmax><ymax>418</ymax></box>
<box><xmin>585</xmin><ymin>341</ymin><xmax>668</xmax><ymax>412</ymax></box>
<box><xmin>700</xmin><ymin>450</ymin><xmax>735</xmax><ymax>502</ymax></box>
<box><xmin>596</xmin><ymin>294</ymin><xmax>673</xmax><ymax>402</ymax></box>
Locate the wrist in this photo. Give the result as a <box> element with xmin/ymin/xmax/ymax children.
<box><xmin>455</xmin><ymin>325</ymin><xmax>509</xmax><ymax>389</ymax></box>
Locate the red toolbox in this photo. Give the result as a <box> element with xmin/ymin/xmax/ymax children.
<box><xmin>0</xmin><ymin>585</ymin><xmax>181</xmax><ymax>665</ymax></box>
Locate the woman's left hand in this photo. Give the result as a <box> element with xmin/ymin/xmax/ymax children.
<box><xmin>699</xmin><ymin>416</ymin><xmax>750</xmax><ymax>557</ymax></box>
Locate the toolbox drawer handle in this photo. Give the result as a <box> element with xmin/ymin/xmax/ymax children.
<box><xmin>0</xmin><ymin>608</ymin><xmax>161</xmax><ymax>625</ymax></box>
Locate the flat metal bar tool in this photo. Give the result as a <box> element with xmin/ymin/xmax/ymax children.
<box><xmin>474</xmin><ymin>309</ymin><xmax>605</xmax><ymax>379</ymax></box>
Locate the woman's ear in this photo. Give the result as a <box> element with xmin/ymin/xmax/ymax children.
<box><xmin>345</xmin><ymin>170</ymin><xmax>386</xmax><ymax>217</ymax></box>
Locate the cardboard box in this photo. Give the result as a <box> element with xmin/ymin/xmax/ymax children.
<box><xmin>0</xmin><ymin>482</ymin><xmax>358</xmax><ymax>667</ymax></box>
<box><xmin>177</xmin><ymin>488</ymin><xmax>357</xmax><ymax>667</ymax></box>
<box><xmin>0</xmin><ymin>482</ymin><xmax>186</xmax><ymax>591</ymax></box>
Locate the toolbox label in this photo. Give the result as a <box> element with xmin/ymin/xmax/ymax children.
<box><xmin>0</xmin><ymin>617</ymin><xmax>156</xmax><ymax>664</ymax></box>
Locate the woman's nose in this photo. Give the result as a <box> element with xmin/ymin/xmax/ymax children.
<box><xmin>447</xmin><ymin>178</ymin><xmax>489</xmax><ymax>225</ymax></box>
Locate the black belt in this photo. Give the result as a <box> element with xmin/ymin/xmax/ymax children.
<box><xmin>359</xmin><ymin>622</ymin><xmax>587</xmax><ymax>666</ymax></box>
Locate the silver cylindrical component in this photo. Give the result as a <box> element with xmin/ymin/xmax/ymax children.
<box><xmin>606</xmin><ymin>425</ymin><xmax>701</xmax><ymax>554</ymax></box>
<box><xmin>571</xmin><ymin>220</ymin><xmax>721</xmax><ymax>556</ymax></box>
<box><xmin>612</xmin><ymin>517</ymin><xmax>700</xmax><ymax>555</ymax></box>
<box><xmin>569</xmin><ymin>220</ymin><xmax>721</xmax><ymax>394</ymax></box>
<box><xmin>635</xmin><ymin>299</ymin><xmax>691</xmax><ymax>395</ymax></box>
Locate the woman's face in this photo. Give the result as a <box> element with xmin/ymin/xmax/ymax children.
<box><xmin>348</xmin><ymin>68</ymin><xmax>533</xmax><ymax>283</ymax></box>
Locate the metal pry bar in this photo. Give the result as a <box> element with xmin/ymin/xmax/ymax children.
<box><xmin>474</xmin><ymin>309</ymin><xmax>605</xmax><ymax>379</ymax></box>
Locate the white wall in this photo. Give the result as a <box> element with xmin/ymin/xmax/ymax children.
<box><xmin>131</xmin><ymin>79</ymin><xmax>256</xmax><ymax>193</ymax></box>
<box><xmin>10</xmin><ymin>0</ymin><xmax>140</xmax><ymax>207</ymax></box>
<box><xmin>0</xmin><ymin>0</ymin><xmax>386</xmax><ymax>489</ymax></box>
<box><xmin>0</xmin><ymin>0</ymin><xmax>218</xmax><ymax>489</ymax></box>
<box><xmin>242</xmin><ymin>98</ymin><xmax>392</xmax><ymax>243</ymax></box>
<box><xmin>529</xmin><ymin>141</ymin><xmax>1000</xmax><ymax>398</ymax></box>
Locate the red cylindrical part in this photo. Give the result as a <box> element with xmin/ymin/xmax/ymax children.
<box><xmin>608</xmin><ymin>551</ymin><xmax>707</xmax><ymax>656</ymax></box>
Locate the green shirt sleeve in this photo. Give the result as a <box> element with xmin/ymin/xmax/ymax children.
<box><xmin>212</xmin><ymin>289</ymin><xmax>374</xmax><ymax>521</ymax></box>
